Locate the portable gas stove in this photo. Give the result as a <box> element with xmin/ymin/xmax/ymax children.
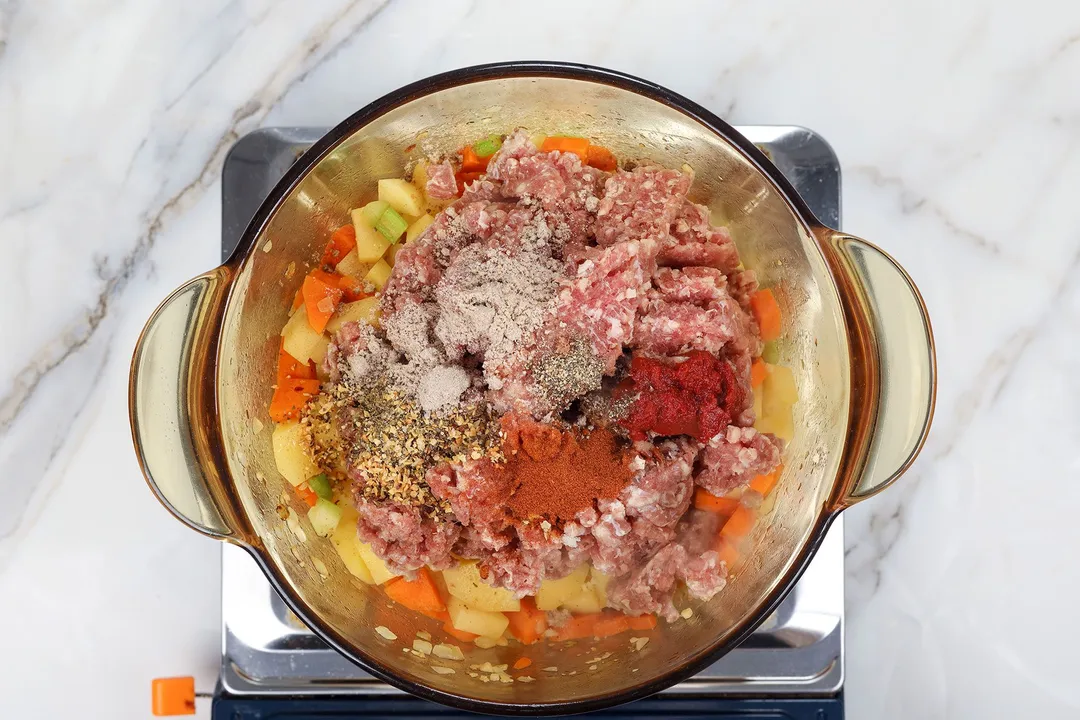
<box><xmin>214</xmin><ymin>126</ymin><xmax>845</xmax><ymax>719</ymax></box>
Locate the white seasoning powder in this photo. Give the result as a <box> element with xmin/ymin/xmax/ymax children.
<box><xmin>433</xmin><ymin>243</ymin><xmax>560</xmax><ymax>367</ymax></box>
<box><xmin>417</xmin><ymin>365</ymin><xmax>471</xmax><ymax>413</ymax></box>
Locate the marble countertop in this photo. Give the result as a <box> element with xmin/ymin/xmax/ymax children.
<box><xmin>2</xmin><ymin>0</ymin><xmax>1078</xmax><ymax>717</ymax></box>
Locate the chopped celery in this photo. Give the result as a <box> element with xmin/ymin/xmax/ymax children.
<box><xmin>761</xmin><ymin>340</ymin><xmax>779</xmax><ymax>364</ymax></box>
<box><xmin>308</xmin><ymin>498</ymin><xmax>343</xmax><ymax>537</ymax></box>
<box><xmin>473</xmin><ymin>135</ymin><xmax>502</xmax><ymax>158</ymax></box>
<box><xmin>360</xmin><ymin>200</ymin><xmax>389</xmax><ymax>226</ymax></box>
<box><xmin>308</xmin><ymin>473</ymin><xmax>332</xmax><ymax>501</ymax></box>
<box><xmin>375</xmin><ymin>206</ymin><xmax>408</xmax><ymax>243</ymax></box>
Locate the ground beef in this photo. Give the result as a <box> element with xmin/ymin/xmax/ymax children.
<box><xmin>604</xmin><ymin>542</ymin><xmax>725</xmax><ymax>621</ymax></box>
<box><xmin>728</xmin><ymin>268</ymin><xmax>760</xmax><ymax>316</ymax></box>
<box><xmin>381</xmin><ymin>240</ymin><xmax>443</xmax><ymax>312</ymax></box>
<box><xmin>555</xmin><ymin>239</ymin><xmax>657</xmax><ymax>372</ymax></box>
<box><xmin>589</xmin><ymin>506</ymin><xmax>676</xmax><ymax>577</ymax></box>
<box><xmin>352</xmin><ymin>497</ymin><xmax>459</xmax><ymax>575</ymax></box>
<box><xmin>633</xmin><ymin>273</ymin><xmax>755</xmax><ymax>358</ymax></box>
<box><xmin>675</xmin><ymin>509</ymin><xmax>723</xmax><ymax>556</ymax></box>
<box><xmin>425</xmin><ymin>160</ymin><xmax>458</xmax><ymax>200</ymax></box>
<box><xmin>621</xmin><ymin>439</ymin><xmax>698</xmax><ymax>528</ymax></box>
<box><xmin>484</xmin><ymin>129</ymin><xmax>538</xmax><ymax>182</ymax></box>
<box><xmin>651</xmin><ymin>266</ymin><xmax>730</xmax><ymax>305</ymax></box>
<box><xmin>695</xmin><ymin>425</ymin><xmax>783</xmax><ymax>495</ymax></box>
<box><xmin>658</xmin><ymin>201</ymin><xmax>740</xmax><ymax>272</ymax></box>
<box><xmin>594</xmin><ymin>167</ymin><xmax>691</xmax><ymax>246</ymax></box>
<box><xmin>426</xmin><ymin>461</ymin><xmax>509</xmax><ymax>534</ymax></box>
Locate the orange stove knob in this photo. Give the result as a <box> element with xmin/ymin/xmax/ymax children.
<box><xmin>151</xmin><ymin>676</ymin><xmax>196</xmax><ymax>716</ymax></box>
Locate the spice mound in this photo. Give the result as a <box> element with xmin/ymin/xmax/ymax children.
<box><xmin>303</xmin><ymin>376</ymin><xmax>503</xmax><ymax>516</ymax></box>
<box><xmin>499</xmin><ymin>416</ymin><xmax>632</xmax><ymax>525</ymax></box>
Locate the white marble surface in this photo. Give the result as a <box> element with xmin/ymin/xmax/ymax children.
<box><xmin>2</xmin><ymin>0</ymin><xmax>1078</xmax><ymax>717</ymax></box>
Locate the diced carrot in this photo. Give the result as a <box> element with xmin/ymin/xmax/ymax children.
<box><xmin>693</xmin><ymin>487</ymin><xmax>741</xmax><ymax>515</ymax></box>
<box><xmin>586</xmin><ymin>144</ymin><xmax>618</xmax><ymax>171</ymax></box>
<box><xmin>384</xmin><ymin>568</ymin><xmax>447</xmax><ymax>619</ymax></box>
<box><xmin>460</xmin><ymin>146</ymin><xmax>491</xmax><ymax>173</ymax></box>
<box><xmin>714</xmin><ymin>536</ymin><xmax>740</xmax><ymax>570</ymax></box>
<box><xmin>553</xmin><ymin>614</ymin><xmax>599</xmax><ymax>641</ymax></box>
<box><xmin>512</xmin><ymin>657</ymin><xmax>533</xmax><ymax>670</ymax></box>
<box><xmin>540</xmin><ymin>136</ymin><xmax>591</xmax><ymax>161</ymax></box>
<box><xmin>277</xmin><ymin>344</ymin><xmax>316</xmax><ymax>382</ymax></box>
<box><xmin>554</xmin><ymin>611</ymin><xmax>634</xmax><ymax>641</ymax></box>
<box><xmin>626</xmin><ymin>614</ymin><xmax>657</xmax><ymax>631</ymax></box>
<box><xmin>454</xmin><ymin>170</ymin><xmax>485</xmax><ymax>195</ymax></box>
<box><xmin>292</xmin><ymin>288</ymin><xmax>304</xmax><ymax>311</ymax></box>
<box><xmin>322</xmin><ymin>225</ymin><xmax>357</xmax><ymax>266</ymax></box>
<box><xmin>268</xmin><ymin>378</ymin><xmax>320</xmax><ymax>422</ymax></box>
<box><xmin>301</xmin><ymin>269</ymin><xmax>344</xmax><ymax>334</ymax></box>
<box><xmin>720</xmin><ymin>505</ymin><xmax>757</xmax><ymax>543</ymax></box>
<box><xmin>294</xmin><ymin>483</ymin><xmax>318</xmax><ymax>507</ymax></box>
<box><xmin>592</xmin><ymin>612</ymin><xmax>631</xmax><ymax>638</ymax></box>
<box><xmin>506</xmin><ymin>597</ymin><xmax>547</xmax><ymax>645</ymax></box>
<box><xmin>750</xmin><ymin>358</ymin><xmax>768</xmax><ymax>388</ymax></box>
<box><xmin>749</xmin><ymin>464</ymin><xmax>783</xmax><ymax>497</ymax></box>
<box><xmin>749</xmin><ymin>288</ymin><xmax>782</xmax><ymax>342</ymax></box>
<box><xmin>336</xmin><ymin>274</ymin><xmax>368</xmax><ymax>302</ymax></box>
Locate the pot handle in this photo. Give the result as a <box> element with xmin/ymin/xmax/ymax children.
<box><xmin>129</xmin><ymin>268</ymin><xmax>244</xmax><ymax>541</ymax></box>
<box><xmin>822</xmin><ymin>231</ymin><xmax>937</xmax><ymax>507</ymax></box>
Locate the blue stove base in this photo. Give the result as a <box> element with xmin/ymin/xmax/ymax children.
<box><xmin>212</xmin><ymin>693</ymin><xmax>843</xmax><ymax>719</ymax></box>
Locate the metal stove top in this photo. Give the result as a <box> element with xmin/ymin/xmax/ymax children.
<box><xmin>218</xmin><ymin>125</ymin><xmax>844</xmax><ymax>702</ymax></box>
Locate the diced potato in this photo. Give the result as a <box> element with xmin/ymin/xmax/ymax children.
<box><xmin>587</xmin><ymin>567</ymin><xmax>611</xmax><ymax>605</ymax></box>
<box><xmin>443</xmin><ymin>561</ymin><xmax>521</xmax><ymax>612</ymax></box>
<box><xmin>335</xmin><ymin>249</ymin><xmax>370</xmax><ymax>279</ymax></box>
<box><xmin>752</xmin><ymin>388</ymin><xmax>763</xmax><ymax>423</ymax></box>
<box><xmin>350</xmin><ymin>208</ymin><xmax>391</xmax><ymax>262</ymax></box>
<box><xmin>331</xmin><ymin>506</ymin><xmax>374</xmax><ymax>583</ymax></box>
<box><xmin>758</xmin><ymin>364</ymin><xmax>797</xmax><ymax>442</ymax></box>
<box><xmin>406</xmin><ymin>214</ymin><xmax>434</xmax><ymax>243</ymax></box>
<box><xmin>326</xmin><ymin>297</ymin><xmax>380</xmax><ymax>334</ymax></box>
<box><xmin>356</xmin><ymin>541</ymin><xmax>400</xmax><ymax>585</ymax></box>
<box><xmin>756</xmin><ymin>408</ymin><xmax>794</xmax><ymax>443</ymax></box>
<box><xmin>447</xmin><ymin>596</ymin><xmax>509</xmax><ymax>639</ymax></box>
<box><xmin>385</xmin><ymin>242</ymin><xmax>403</xmax><ymax>266</ymax></box>
<box><xmin>281</xmin><ymin>306</ymin><xmax>329</xmax><ymax>365</ymax></box>
<box><xmin>378</xmin><ymin>178</ymin><xmax>424</xmax><ymax>217</ymax></box>
<box><xmin>562</xmin><ymin>586</ymin><xmax>603</xmax><ymax>614</ymax></box>
<box><xmin>535</xmin><ymin>564</ymin><xmax>589</xmax><ymax>611</ymax></box>
<box><xmin>272</xmin><ymin>421</ymin><xmax>318</xmax><ymax>487</ymax></box>
<box><xmin>364</xmin><ymin>259</ymin><xmax>392</xmax><ymax>290</ymax></box>
<box><xmin>411</xmin><ymin>161</ymin><xmax>429</xmax><ymax>194</ymax></box>
<box><xmin>764</xmin><ymin>364</ymin><xmax>799</xmax><ymax>407</ymax></box>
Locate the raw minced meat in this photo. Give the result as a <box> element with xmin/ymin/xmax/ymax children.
<box><xmin>658</xmin><ymin>201</ymin><xmax>741</xmax><ymax>272</ymax></box>
<box><xmin>620</xmin><ymin>439</ymin><xmax>697</xmax><ymax>528</ymax></box>
<box><xmin>594</xmin><ymin>167</ymin><xmax>691</xmax><ymax>246</ymax></box>
<box><xmin>353</xmin><ymin>496</ymin><xmax>460</xmax><ymax>575</ymax></box>
<box><xmin>321</xmin><ymin>128</ymin><xmax>784</xmax><ymax>619</ymax></box>
<box><xmin>424</xmin><ymin>160</ymin><xmax>458</xmax><ymax>200</ymax></box>
<box><xmin>696</xmin><ymin>425</ymin><xmax>782</xmax><ymax>495</ymax></box>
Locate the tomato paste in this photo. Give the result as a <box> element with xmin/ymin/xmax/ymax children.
<box><xmin>618</xmin><ymin>351</ymin><xmax>743</xmax><ymax>441</ymax></box>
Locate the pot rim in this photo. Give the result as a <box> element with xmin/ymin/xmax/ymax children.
<box><xmin>219</xmin><ymin>61</ymin><xmax>848</xmax><ymax>715</ymax></box>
